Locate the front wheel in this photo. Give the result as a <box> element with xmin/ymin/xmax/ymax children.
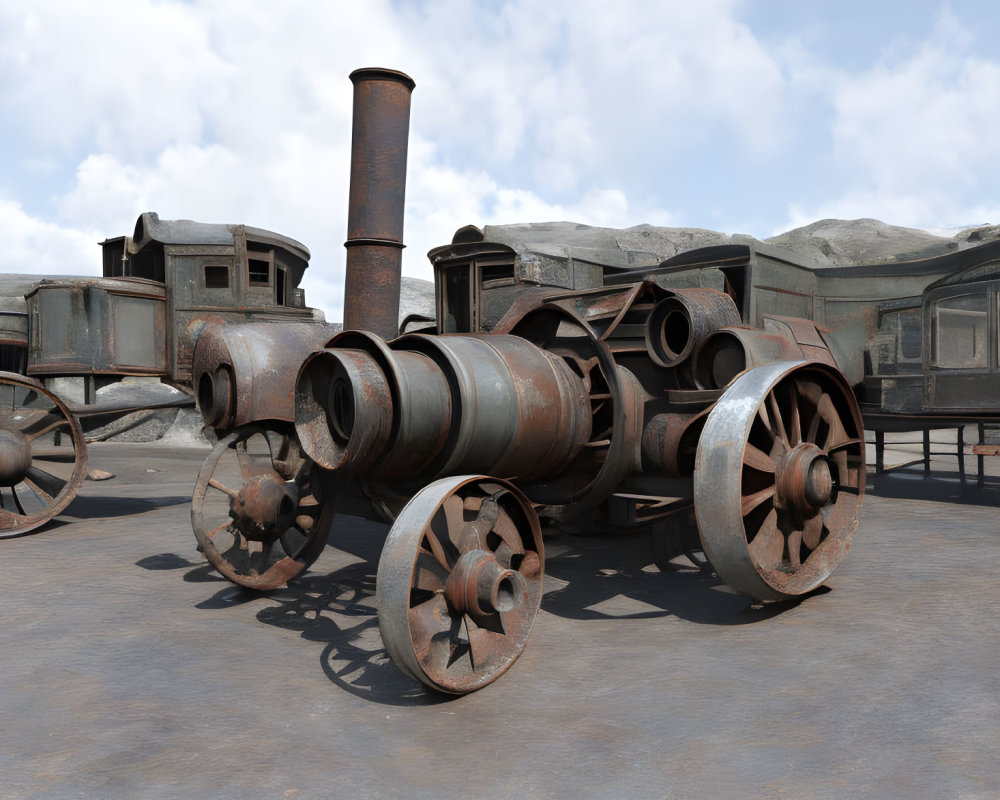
<box><xmin>376</xmin><ymin>475</ymin><xmax>544</xmax><ymax>694</ymax></box>
<box><xmin>694</xmin><ymin>361</ymin><xmax>865</xmax><ymax>602</ymax></box>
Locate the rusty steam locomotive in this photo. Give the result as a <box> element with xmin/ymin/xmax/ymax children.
<box><xmin>189</xmin><ymin>69</ymin><xmax>867</xmax><ymax>694</ymax></box>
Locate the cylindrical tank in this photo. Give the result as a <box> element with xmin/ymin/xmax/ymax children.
<box><xmin>295</xmin><ymin>331</ymin><xmax>592</xmax><ymax>483</ymax></box>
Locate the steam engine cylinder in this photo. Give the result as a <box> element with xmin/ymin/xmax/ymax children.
<box><xmin>296</xmin><ymin>332</ymin><xmax>593</xmax><ymax>483</ymax></box>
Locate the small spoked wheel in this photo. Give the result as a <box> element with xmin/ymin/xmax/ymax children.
<box><xmin>694</xmin><ymin>361</ymin><xmax>865</xmax><ymax>602</ymax></box>
<box><xmin>0</xmin><ymin>371</ymin><xmax>87</xmax><ymax>537</ymax></box>
<box><xmin>376</xmin><ymin>475</ymin><xmax>544</xmax><ymax>694</ymax></box>
<box><xmin>191</xmin><ymin>425</ymin><xmax>334</xmax><ymax>590</ymax></box>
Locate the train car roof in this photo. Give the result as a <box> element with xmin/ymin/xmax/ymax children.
<box><xmin>103</xmin><ymin>212</ymin><xmax>311</xmax><ymax>263</ymax></box>
<box><xmin>631</xmin><ymin>237</ymin><xmax>1000</xmax><ymax>281</ymax></box>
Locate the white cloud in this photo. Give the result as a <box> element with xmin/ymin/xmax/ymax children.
<box><xmin>779</xmin><ymin>9</ymin><xmax>1000</xmax><ymax>233</ymax></box>
<box><xmin>0</xmin><ymin>200</ymin><xmax>101</xmax><ymax>275</ymax></box>
<box><xmin>0</xmin><ymin>1</ymin><xmax>231</xmax><ymax>156</ymax></box>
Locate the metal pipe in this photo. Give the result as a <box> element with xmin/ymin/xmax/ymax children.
<box><xmin>343</xmin><ymin>68</ymin><xmax>416</xmax><ymax>339</ymax></box>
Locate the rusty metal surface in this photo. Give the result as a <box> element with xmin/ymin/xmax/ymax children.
<box><xmin>0</xmin><ymin>371</ymin><xmax>88</xmax><ymax>537</ymax></box>
<box><xmin>645</xmin><ymin>288</ymin><xmax>741</xmax><ymax>367</ymax></box>
<box><xmin>376</xmin><ymin>475</ymin><xmax>543</xmax><ymax>693</ymax></box>
<box><xmin>691</xmin><ymin>325</ymin><xmax>804</xmax><ymax>389</ymax></box>
<box><xmin>693</xmin><ymin>361</ymin><xmax>865</xmax><ymax>601</ymax></box>
<box><xmin>192</xmin><ymin>321</ymin><xmax>336</xmax><ymax>430</ymax></box>
<box><xmin>295</xmin><ymin>330</ymin><xmax>591</xmax><ymax>484</ymax></box>
<box><xmin>191</xmin><ymin>425</ymin><xmax>334</xmax><ymax>590</ymax></box>
<box><xmin>342</xmin><ymin>68</ymin><xmax>415</xmax><ymax>339</ymax></box>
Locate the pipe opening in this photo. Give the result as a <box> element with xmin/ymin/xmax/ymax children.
<box><xmin>662</xmin><ymin>308</ymin><xmax>691</xmax><ymax>360</ymax></box>
<box><xmin>494</xmin><ymin>575</ymin><xmax>517</xmax><ymax>613</ymax></box>
<box><xmin>329</xmin><ymin>375</ymin><xmax>356</xmax><ymax>444</ymax></box>
<box><xmin>197</xmin><ymin>373</ymin><xmax>216</xmax><ymax>424</ymax></box>
<box><xmin>694</xmin><ymin>332</ymin><xmax>747</xmax><ymax>389</ymax></box>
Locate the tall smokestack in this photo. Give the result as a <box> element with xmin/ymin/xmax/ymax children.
<box><xmin>342</xmin><ymin>68</ymin><xmax>415</xmax><ymax>338</ymax></box>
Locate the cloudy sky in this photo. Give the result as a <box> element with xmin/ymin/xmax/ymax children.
<box><xmin>1</xmin><ymin>0</ymin><xmax>998</xmax><ymax>319</ymax></box>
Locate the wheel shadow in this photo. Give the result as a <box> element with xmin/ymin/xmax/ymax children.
<box><xmin>189</xmin><ymin>561</ymin><xmax>448</xmax><ymax>707</ymax></box>
<box><xmin>163</xmin><ymin>515</ymin><xmax>823</xmax><ymax>706</ymax></box>
<box><xmin>66</xmin><ymin>494</ymin><xmax>191</xmax><ymax>520</ymax></box>
<box><xmin>541</xmin><ymin>529</ymin><xmax>825</xmax><ymax>627</ymax></box>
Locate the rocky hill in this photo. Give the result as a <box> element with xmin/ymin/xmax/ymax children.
<box><xmin>475</xmin><ymin>218</ymin><xmax>1000</xmax><ymax>270</ymax></box>
<box><xmin>765</xmin><ymin>219</ymin><xmax>1000</xmax><ymax>266</ymax></box>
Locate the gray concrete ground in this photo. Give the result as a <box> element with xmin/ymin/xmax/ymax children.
<box><xmin>1</xmin><ymin>439</ymin><xmax>999</xmax><ymax>800</ymax></box>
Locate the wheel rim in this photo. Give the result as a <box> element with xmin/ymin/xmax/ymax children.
<box><xmin>694</xmin><ymin>361</ymin><xmax>865</xmax><ymax>601</ymax></box>
<box><xmin>191</xmin><ymin>425</ymin><xmax>334</xmax><ymax>589</ymax></box>
<box><xmin>0</xmin><ymin>371</ymin><xmax>87</xmax><ymax>537</ymax></box>
<box><xmin>376</xmin><ymin>475</ymin><xmax>544</xmax><ymax>694</ymax></box>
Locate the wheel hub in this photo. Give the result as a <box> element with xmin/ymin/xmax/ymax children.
<box><xmin>0</xmin><ymin>429</ymin><xmax>32</xmax><ymax>486</ymax></box>
<box><xmin>230</xmin><ymin>474</ymin><xmax>299</xmax><ymax>543</ymax></box>
<box><xmin>776</xmin><ymin>443</ymin><xmax>833</xmax><ymax>519</ymax></box>
<box><xmin>445</xmin><ymin>549</ymin><xmax>525</xmax><ymax>616</ymax></box>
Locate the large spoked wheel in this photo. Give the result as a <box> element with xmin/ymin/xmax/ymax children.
<box><xmin>0</xmin><ymin>371</ymin><xmax>87</xmax><ymax>537</ymax></box>
<box><xmin>694</xmin><ymin>361</ymin><xmax>865</xmax><ymax>602</ymax></box>
<box><xmin>191</xmin><ymin>425</ymin><xmax>334</xmax><ymax>590</ymax></box>
<box><xmin>376</xmin><ymin>475</ymin><xmax>544</xmax><ymax>695</ymax></box>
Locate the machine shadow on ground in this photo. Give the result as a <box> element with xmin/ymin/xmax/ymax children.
<box><xmin>140</xmin><ymin>510</ymin><xmax>823</xmax><ymax>706</ymax></box>
<box><xmin>67</xmin><ymin>494</ymin><xmax>191</xmax><ymax>521</ymax></box>
<box><xmin>868</xmin><ymin>467</ymin><xmax>1000</xmax><ymax>505</ymax></box>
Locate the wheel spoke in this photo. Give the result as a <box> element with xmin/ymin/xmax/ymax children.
<box><xmin>832</xmin><ymin>449</ymin><xmax>849</xmax><ymax>486</ymax></box>
<box><xmin>279</xmin><ymin>527</ymin><xmax>307</xmax><ymax>556</ymax></box>
<box><xmin>251</xmin><ymin>541</ymin><xmax>274</xmax><ymax>574</ymax></box>
<box><xmin>803</xmin><ymin>515</ymin><xmax>823</xmax><ymax>551</ymax></box>
<box><xmin>488</xmin><ymin>508</ymin><xmax>525</xmax><ymax>564</ymax></box>
<box><xmin>19</xmin><ymin>411</ymin><xmax>65</xmax><ymax>440</ymax></box>
<box><xmin>234</xmin><ymin>440</ymin><xmax>252</xmax><ymax>478</ymax></box>
<box><xmin>460</xmin><ymin>495</ymin><xmax>499</xmax><ymax>552</ymax></box>
<box><xmin>787</xmin><ymin>529</ymin><xmax>803</xmax><ymax>569</ymax></box>
<box><xmin>412</xmin><ymin>552</ymin><xmax>449</xmax><ymax>592</ymax></box>
<box><xmin>204</xmin><ymin>519</ymin><xmax>232</xmax><ymax>539</ymax></box>
<box><xmin>25</xmin><ymin>467</ymin><xmax>66</xmax><ymax>502</ymax></box>
<box><xmin>421</xmin><ymin>528</ymin><xmax>452</xmax><ymax>572</ymax></box>
<box><xmin>10</xmin><ymin>486</ymin><xmax>26</xmax><ymax>516</ymax></box>
<box><xmin>767</xmin><ymin>391</ymin><xmax>789</xmax><ymax>448</ymax></box>
<box><xmin>747</xmin><ymin>508</ymin><xmax>783</xmax><ymax>568</ymax></box>
<box><xmin>786</xmin><ymin>382</ymin><xmax>802</xmax><ymax>445</ymax></box>
<box><xmin>743</xmin><ymin>442</ymin><xmax>776</xmax><ymax>473</ymax></box>
<box><xmin>757</xmin><ymin>402</ymin><xmax>776</xmax><ymax>441</ymax></box>
<box><xmin>207</xmin><ymin>477</ymin><xmax>238</xmax><ymax>498</ymax></box>
<box><xmin>467</xmin><ymin>616</ymin><xmax>506</xmax><ymax>667</ymax></box>
<box><xmin>741</xmin><ymin>485</ymin><xmax>775</xmax><ymax>517</ymax></box>
<box><xmin>407</xmin><ymin>594</ymin><xmax>452</xmax><ymax>667</ymax></box>
<box><xmin>442</xmin><ymin>493</ymin><xmax>467</xmax><ymax>549</ymax></box>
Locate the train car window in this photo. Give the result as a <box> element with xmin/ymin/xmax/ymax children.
<box><xmin>204</xmin><ymin>265</ymin><xmax>230</xmax><ymax>289</ymax></box>
<box><xmin>898</xmin><ymin>309</ymin><xmax>922</xmax><ymax>360</ymax></box>
<box><xmin>932</xmin><ymin>292</ymin><xmax>988</xmax><ymax>368</ymax></box>
<box><xmin>247</xmin><ymin>243</ymin><xmax>273</xmax><ymax>286</ymax></box>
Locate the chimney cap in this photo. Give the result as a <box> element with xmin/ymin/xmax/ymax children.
<box><xmin>349</xmin><ymin>68</ymin><xmax>415</xmax><ymax>91</ymax></box>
